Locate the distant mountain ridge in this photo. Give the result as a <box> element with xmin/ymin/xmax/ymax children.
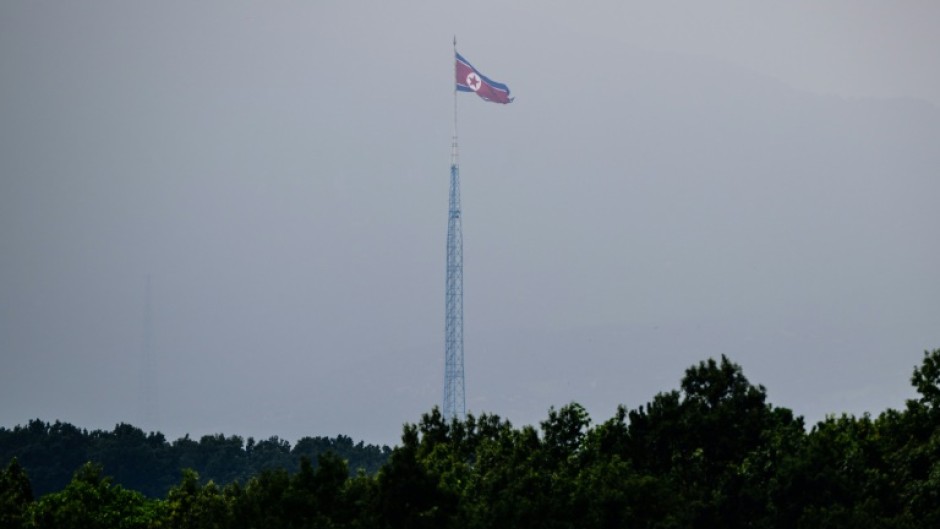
<box><xmin>0</xmin><ymin>420</ymin><xmax>391</xmax><ymax>498</ymax></box>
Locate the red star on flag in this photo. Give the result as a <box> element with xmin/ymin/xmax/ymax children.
<box><xmin>466</xmin><ymin>72</ymin><xmax>482</xmax><ymax>91</ymax></box>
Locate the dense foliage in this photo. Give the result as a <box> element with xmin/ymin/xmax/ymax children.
<box><xmin>3</xmin><ymin>349</ymin><xmax>940</xmax><ymax>528</ymax></box>
<box><xmin>0</xmin><ymin>423</ymin><xmax>391</xmax><ymax>498</ymax></box>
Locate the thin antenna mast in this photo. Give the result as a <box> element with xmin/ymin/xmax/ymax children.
<box><xmin>139</xmin><ymin>274</ymin><xmax>158</xmax><ymax>429</ymax></box>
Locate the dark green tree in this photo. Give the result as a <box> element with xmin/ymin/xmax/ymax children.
<box><xmin>461</xmin><ymin>423</ymin><xmax>551</xmax><ymax>529</ymax></box>
<box><xmin>376</xmin><ymin>423</ymin><xmax>454</xmax><ymax>529</ymax></box>
<box><xmin>165</xmin><ymin>468</ymin><xmax>231</xmax><ymax>529</ymax></box>
<box><xmin>888</xmin><ymin>349</ymin><xmax>940</xmax><ymax>528</ymax></box>
<box><xmin>0</xmin><ymin>458</ymin><xmax>33</xmax><ymax>529</ymax></box>
<box><xmin>576</xmin><ymin>408</ymin><xmax>681</xmax><ymax>529</ymax></box>
<box><xmin>626</xmin><ymin>355</ymin><xmax>805</xmax><ymax>528</ymax></box>
<box><xmin>912</xmin><ymin>349</ymin><xmax>940</xmax><ymax>410</ymax></box>
<box><xmin>313</xmin><ymin>452</ymin><xmax>349</xmax><ymax>521</ymax></box>
<box><xmin>239</xmin><ymin>467</ymin><xmax>292</xmax><ymax>528</ymax></box>
<box><xmin>30</xmin><ymin>462</ymin><xmax>155</xmax><ymax>529</ymax></box>
<box><xmin>794</xmin><ymin>414</ymin><xmax>900</xmax><ymax>528</ymax></box>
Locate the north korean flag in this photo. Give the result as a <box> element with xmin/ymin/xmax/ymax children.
<box><xmin>455</xmin><ymin>51</ymin><xmax>513</xmax><ymax>104</ymax></box>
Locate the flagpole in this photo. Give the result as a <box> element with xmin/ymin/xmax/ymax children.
<box><xmin>444</xmin><ymin>35</ymin><xmax>466</xmax><ymax>421</ymax></box>
<box><xmin>452</xmin><ymin>35</ymin><xmax>458</xmax><ymax>168</ymax></box>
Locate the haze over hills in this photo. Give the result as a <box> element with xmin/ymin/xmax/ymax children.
<box><xmin>1</xmin><ymin>3</ymin><xmax>938</xmax><ymax>448</ymax></box>
<box><xmin>454</xmin><ymin>47</ymin><xmax>940</xmax><ymax>431</ymax></box>
<box><xmin>351</xmin><ymin>47</ymin><xmax>940</xmax><ymax>439</ymax></box>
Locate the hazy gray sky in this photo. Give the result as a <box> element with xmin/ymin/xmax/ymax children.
<box><xmin>2</xmin><ymin>1</ymin><xmax>939</xmax><ymax>447</ymax></box>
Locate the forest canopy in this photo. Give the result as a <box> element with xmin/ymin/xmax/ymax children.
<box><xmin>2</xmin><ymin>349</ymin><xmax>940</xmax><ymax>529</ymax></box>
<box><xmin>0</xmin><ymin>423</ymin><xmax>391</xmax><ymax>499</ymax></box>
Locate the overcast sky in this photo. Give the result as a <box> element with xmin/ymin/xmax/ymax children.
<box><xmin>2</xmin><ymin>1</ymin><xmax>939</xmax><ymax>447</ymax></box>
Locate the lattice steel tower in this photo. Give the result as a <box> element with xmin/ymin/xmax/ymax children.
<box><xmin>443</xmin><ymin>61</ymin><xmax>465</xmax><ymax>422</ymax></box>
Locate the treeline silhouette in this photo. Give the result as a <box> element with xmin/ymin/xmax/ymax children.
<box><xmin>2</xmin><ymin>349</ymin><xmax>940</xmax><ymax>529</ymax></box>
<box><xmin>0</xmin><ymin>422</ymin><xmax>391</xmax><ymax>498</ymax></box>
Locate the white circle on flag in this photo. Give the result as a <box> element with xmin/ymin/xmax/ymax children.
<box><xmin>466</xmin><ymin>72</ymin><xmax>482</xmax><ymax>92</ymax></box>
